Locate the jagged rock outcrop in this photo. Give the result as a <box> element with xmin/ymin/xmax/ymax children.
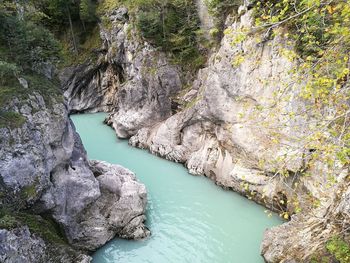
<box><xmin>261</xmin><ymin>180</ymin><xmax>350</xmax><ymax>262</ymax></box>
<box><xmin>0</xmin><ymin>81</ymin><xmax>149</xmax><ymax>261</ymax></box>
<box><xmin>60</xmin><ymin>61</ymin><xmax>119</xmax><ymax>113</ymax></box>
<box><xmin>61</xmin><ymin>7</ymin><xmax>182</xmax><ymax>138</ymax></box>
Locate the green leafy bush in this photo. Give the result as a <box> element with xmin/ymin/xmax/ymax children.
<box><xmin>0</xmin><ymin>111</ymin><xmax>26</xmax><ymax>129</ymax></box>
<box><xmin>0</xmin><ymin>61</ymin><xmax>18</xmax><ymax>84</ymax></box>
<box><xmin>326</xmin><ymin>237</ymin><xmax>350</xmax><ymax>263</ymax></box>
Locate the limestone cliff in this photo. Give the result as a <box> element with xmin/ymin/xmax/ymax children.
<box><xmin>127</xmin><ymin>9</ymin><xmax>349</xmax><ymax>261</ymax></box>
<box><xmin>0</xmin><ymin>80</ymin><xmax>149</xmax><ymax>262</ymax></box>
<box><xmin>61</xmin><ymin>8</ymin><xmax>182</xmax><ymax>138</ymax></box>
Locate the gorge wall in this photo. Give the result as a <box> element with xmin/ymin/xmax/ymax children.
<box><xmin>60</xmin><ymin>1</ymin><xmax>350</xmax><ymax>262</ymax></box>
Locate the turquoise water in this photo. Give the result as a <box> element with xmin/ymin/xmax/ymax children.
<box><xmin>71</xmin><ymin>113</ymin><xmax>281</xmax><ymax>263</ymax></box>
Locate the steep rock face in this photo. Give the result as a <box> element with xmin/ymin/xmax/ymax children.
<box><xmin>60</xmin><ymin>62</ymin><xmax>119</xmax><ymax>113</ymax></box>
<box><xmin>0</xmin><ymin>84</ymin><xmax>149</xmax><ymax>260</ymax></box>
<box><xmin>130</xmin><ymin>10</ymin><xmax>311</xmax><ymax>212</ymax></box>
<box><xmin>261</xmin><ymin>180</ymin><xmax>350</xmax><ymax>262</ymax></box>
<box><xmin>60</xmin><ymin>4</ymin><xmax>348</xmax><ymax>262</ymax></box>
<box><xmin>61</xmin><ymin>8</ymin><xmax>182</xmax><ymax>138</ymax></box>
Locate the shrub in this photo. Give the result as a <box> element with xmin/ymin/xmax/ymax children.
<box><xmin>0</xmin><ymin>60</ymin><xmax>18</xmax><ymax>84</ymax></box>
<box><xmin>326</xmin><ymin>236</ymin><xmax>350</xmax><ymax>263</ymax></box>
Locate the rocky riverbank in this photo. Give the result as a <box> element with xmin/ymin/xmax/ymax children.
<box><xmin>0</xmin><ymin>83</ymin><xmax>149</xmax><ymax>261</ymax></box>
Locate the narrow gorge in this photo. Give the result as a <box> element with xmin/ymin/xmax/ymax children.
<box><xmin>1</xmin><ymin>0</ymin><xmax>349</xmax><ymax>262</ymax></box>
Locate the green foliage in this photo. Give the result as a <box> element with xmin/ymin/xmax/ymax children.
<box><xmin>205</xmin><ymin>0</ymin><xmax>241</xmax><ymax>38</ymax></box>
<box><xmin>253</xmin><ymin>0</ymin><xmax>350</xmax><ymax>58</ymax></box>
<box><xmin>0</xmin><ymin>111</ymin><xmax>26</xmax><ymax>129</ymax></box>
<box><xmin>205</xmin><ymin>0</ymin><xmax>241</xmax><ymax>18</ymax></box>
<box><xmin>0</xmin><ymin>214</ymin><xmax>17</xmax><ymax>229</ymax></box>
<box><xmin>0</xmin><ymin>5</ymin><xmax>60</xmax><ymax>71</ymax></box>
<box><xmin>96</xmin><ymin>0</ymin><xmax>121</xmax><ymax>15</ymax></box>
<box><xmin>0</xmin><ymin>61</ymin><xmax>19</xmax><ymax>84</ymax></box>
<box><xmin>326</xmin><ymin>236</ymin><xmax>350</xmax><ymax>263</ymax></box>
<box><xmin>0</xmin><ymin>2</ymin><xmax>63</xmax><ymax>110</ymax></box>
<box><xmin>248</xmin><ymin>0</ymin><xmax>350</xmax><ymax>178</ymax></box>
<box><xmin>60</xmin><ymin>25</ymin><xmax>102</xmax><ymax>67</ymax></box>
<box><xmin>80</xmin><ymin>0</ymin><xmax>97</xmax><ymax>24</ymax></box>
<box><xmin>127</xmin><ymin>0</ymin><xmax>205</xmax><ymax>69</ymax></box>
<box><xmin>31</xmin><ymin>0</ymin><xmax>80</xmax><ymax>30</ymax></box>
<box><xmin>0</xmin><ymin>72</ymin><xmax>62</xmax><ymax>113</ymax></box>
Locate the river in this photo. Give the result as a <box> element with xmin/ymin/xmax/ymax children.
<box><xmin>71</xmin><ymin>113</ymin><xmax>281</xmax><ymax>263</ymax></box>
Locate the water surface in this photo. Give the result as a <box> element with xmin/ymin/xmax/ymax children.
<box><xmin>71</xmin><ymin>113</ymin><xmax>281</xmax><ymax>263</ymax></box>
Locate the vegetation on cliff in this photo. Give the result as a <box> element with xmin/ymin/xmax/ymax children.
<box><xmin>233</xmin><ymin>0</ymin><xmax>350</xmax><ymax>259</ymax></box>
<box><xmin>250</xmin><ymin>0</ymin><xmax>350</xmax><ymax>205</ymax></box>
<box><xmin>0</xmin><ymin>1</ymin><xmax>63</xmax><ymax>127</ymax></box>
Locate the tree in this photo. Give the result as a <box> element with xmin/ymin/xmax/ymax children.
<box><xmin>0</xmin><ymin>3</ymin><xmax>60</xmax><ymax>72</ymax></box>
<box><xmin>225</xmin><ymin>0</ymin><xmax>350</xmax><ymax>238</ymax></box>
<box><xmin>79</xmin><ymin>0</ymin><xmax>96</xmax><ymax>30</ymax></box>
<box><xmin>30</xmin><ymin>0</ymin><xmax>80</xmax><ymax>53</ymax></box>
<box><xmin>0</xmin><ymin>61</ymin><xmax>18</xmax><ymax>84</ymax></box>
<box><xmin>132</xmin><ymin>0</ymin><xmax>203</xmax><ymax>68</ymax></box>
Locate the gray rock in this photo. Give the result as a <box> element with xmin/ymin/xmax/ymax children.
<box><xmin>0</xmin><ymin>227</ymin><xmax>47</xmax><ymax>263</ymax></box>
<box><xmin>17</xmin><ymin>77</ymin><xmax>28</xmax><ymax>89</ymax></box>
<box><xmin>0</xmin><ymin>226</ymin><xmax>91</xmax><ymax>263</ymax></box>
<box><xmin>58</xmin><ymin>160</ymin><xmax>150</xmax><ymax>250</ymax></box>
<box><xmin>129</xmin><ymin>10</ymin><xmax>309</xmax><ymax>212</ymax></box>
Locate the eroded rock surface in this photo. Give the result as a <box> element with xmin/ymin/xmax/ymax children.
<box><xmin>61</xmin><ymin>8</ymin><xmax>182</xmax><ymax>138</ymax></box>
<box><xmin>114</xmin><ymin>8</ymin><xmax>348</xmax><ymax>262</ymax></box>
<box><xmin>129</xmin><ymin>10</ymin><xmax>310</xmax><ymax>212</ymax></box>
<box><xmin>62</xmin><ymin>160</ymin><xmax>150</xmax><ymax>250</ymax></box>
<box><xmin>0</xmin><ymin>83</ymin><xmax>149</xmax><ymax>261</ymax></box>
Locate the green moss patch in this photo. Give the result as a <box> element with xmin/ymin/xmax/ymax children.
<box><xmin>59</xmin><ymin>24</ymin><xmax>102</xmax><ymax>67</ymax></box>
<box><xmin>0</xmin><ymin>111</ymin><xmax>26</xmax><ymax>129</ymax></box>
<box><xmin>0</xmin><ymin>208</ymin><xmax>66</xmax><ymax>245</ymax></box>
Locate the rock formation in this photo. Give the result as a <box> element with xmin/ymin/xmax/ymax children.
<box><xmin>0</xmin><ymin>83</ymin><xmax>149</xmax><ymax>261</ymax></box>
<box><xmin>61</xmin><ymin>7</ymin><xmax>182</xmax><ymax>138</ymax></box>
